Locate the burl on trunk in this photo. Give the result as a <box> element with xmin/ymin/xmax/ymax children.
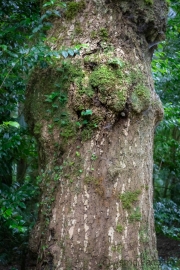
<box><xmin>25</xmin><ymin>0</ymin><xmax>168</xmax><ymax>269</ymax></box>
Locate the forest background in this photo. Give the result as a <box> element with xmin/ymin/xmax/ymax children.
<box><xmin>0</xmin><ymin>0</ymin><xmax>180</xmax><ymax>269</ymax></box>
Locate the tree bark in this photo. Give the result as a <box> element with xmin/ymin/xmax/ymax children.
<box><xmin>25</xmin><ymin>0</ymin><xmax>168</xmax><ymax>269</ymax></box>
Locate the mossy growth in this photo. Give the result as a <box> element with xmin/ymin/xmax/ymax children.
<box><xmin>81</xmin><ymin>126</ymin><xmax>94</xmax><ymax>141</ymax></box>
<box><xmin>140</xmin><ymin>251</ymin><xmax>160</xmax><ymax>270</ymax></box>
<box><xmin>116</xmin><ymin>224</ymin><xmax>124</xmax><ymax>233</ymax></box>
<box><xmin>75</xmin><ymin>74</ymin><xmax>94</xmax><ymax>98</ymax></box>
<box><xmin>43</xmin><ymin>61</ymin><xmax>84</xmax><ymax>140</ymax></box>
<box><xmin>65</xmin><ymin>1</ymin><xmax>85</xmax><ymax>20</ymax></box>
<box><xmin>84</xmin><ymin>176</ymin><xmax>104</xmax><ymax>196</ymax></box>
<box><xmin>90</xmin><ymin>65</ymin><xmax>116</xmax><ymax>92</ymax></box>
<box><xmin>139</xmin><ymin>227</ymin><xmax>149</xmax><ymax>243</ymax></box>
<box><xmin>129</xmin><ymin>207</ymin><xmax>141</xmax><ymax>223</ymax></box>
<box><xmin>84</xmin><ymin>176</ymin><xmax>97</xmax><ymax>185</ymax></box>
<box><xmin>90</xmin><ymin>30</ymin><xmax>98</xmax><ymax>39</ymax></box>
<box><xmin>108</xmin><ymin>57</ymin><xmax>125</xmax><ymax>68</ymax></box>
<box><xmin>119</xmin><ymin>190</ymin><xmax>141</xmax><ymax>209</ymax></box>
<box><xmin>31</xmin><ymin>55</ymin><xmax>151</xmax><ymax>147</ymax></box>
<box><xmin>111</xmin><ymin>244</ymin><xmax>122</xmax><ymax>253</ymax></box>
<box><xmin>99</xmin><ymin>28</ymin><xmax>109</xmax><ymax>41</ymax></box>
<box><xmin>89</xmin><ymin>65</ymin><xmax>127</xmax><ymax>112</ymax></box>
<box><xmin>165</xmin><ymin>0</ymin><xmax>171</xmax><ymax>6</ymax></box>
<box><xmin>145</xmin><ymin>0</ymin><xmax>153</xmax><ymax>4</ymax></box>
<box><xmin>60</xmin><ymin>122</ymin><xmax>76</xmax><ymax>139</ymax></box>
<box><xmin>34</xmin><ymin>123</ymin><xmax>42</xmax><ymax>135</ymax></box>
<box><xmin>131</xmin><ymin>84</ymin><xmax>150</xmax><ymax>113</ymax></box>
<box><xmin>84</xmin><ymin>55</ymin><xmax>151</xmax><ymax>114</ymax></box>
<box><xmin>74</xmin><ymin>22</ymin><xmax>82</xmax><ymax>35</ymax></box>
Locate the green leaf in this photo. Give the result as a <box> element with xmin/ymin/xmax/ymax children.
<box><xmin>52</xmin><ymin>104</ymin><xmax>58</xmax><ymax>108</ymax></box>
<box><xmin>76</xmin><ymin>151</ymin><xmax>80</xmax><ymax>157</ymax></box>
<box><xmin>67</xmin><ymin>49</ymin><xmax>74</xmax><ymax>56</ymax></box>
<box><xmin>81</xmin><ymin>109</ymin><xmax>93</xmax><ymax>116</ymax></box>
<box><xmin>61</xmin><ymin>112</ymin><xmax>67</xmax><ymax>117</ymax></box>
<box><xmin>43</xmin><ymin>0</ymin><xmax>55</xmax><ymax>7</ymax></box>
<box><xmin>82</xmin><ymin>120</ymin><xmax>88</xmax><ymax>125</ymax></box>
<box><xmin>53</xmin><ymin>118</ymin><xmax>60</xmax><ymax>122</ymax></box>
<box><xmin>76</xmin><ymin>122</ymin><xmax>81</xmax><ymax>127</ymax></box>
<box><xmin>3</xmin><ymin>121</ymin><xmax>20</xmax><ymax>128</ymax></box>
<box><xmin>4</xmin><ymin>208</ymin><xmax>13</xmax><ymax>217</ymax></box>
<box><xmin>61</xmin><ymin>51</ymin><xmax>68</xmax><ymax>58</ymax></box>
<box><xmin>0</xmin><ymin>45</ymin><xmax>8</xmax><ymax>51</ymax></box>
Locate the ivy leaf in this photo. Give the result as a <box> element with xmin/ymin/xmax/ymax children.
<box><xmin>32</xmin><ymin>26</ymin><xmax>41</xmax><ymax>33</ymax></box>
<box><xmin>52</xmin><ymin>104</ymin><xmax>58</xmax><ymax>108</ymax></box>
<box><xmin>4</xmin><ymin>121</ymin><xmax>20</xmax><ymax>128</ymax></box>
<box><xmin>53</xmin><ymin>10</ymin><xmax>61</xmax><ymax>17</ymax></box>
<box><xmin>67</xmin><ymin>49</ymin><xmax>74</xmax><ymax>56</ymax></box>
<box><xmin>81</xmin><ymin>110</ymin><xmax>93</xmax><ymax>116</ymax></box>
<box><xmin>53</xmin><ymin>118</ymin><xmax>60</xmax><ymax>122</ymax></box>
<box><xmin>61</xmin><ymin>51</ymin><xmax>68</xmax><ymax>58</ymax></box>
<box><xmin>4</xmin><ymin>208</ymin><xmax>13</xmax><ymax>218</ymax></box>
<box><xmin>43</xmin><ymin>0</ymin><xmax>55</xmax><ymax>7</ymax></box>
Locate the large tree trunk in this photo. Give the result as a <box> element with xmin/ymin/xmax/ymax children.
<box><xmin>25</xmin><ymin>0</ymin><xmax>168</xmax><ymax>269</ymax></box>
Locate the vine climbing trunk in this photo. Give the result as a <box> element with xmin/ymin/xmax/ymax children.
<box><xmin>25</xmin><ymin>0</ymin><xmax>168</xmax><ymax>269</ymax></box>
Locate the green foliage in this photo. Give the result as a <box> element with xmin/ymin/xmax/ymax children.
<box><xmin>0</xmin><ymin>0</ymin><xmax>80</xmax><ymax>185</ymax></box>
<box><xmin>0</xmin><ymin>0</ymin><xmax>80</xmax><ymax>119</ymax></box>
<box><xmin>43</xmin><ymin>0</ymin><xmax>66</xmax><ymax>8</ymax></box>
<box><xmin>152</xmin><ymin>1</ymin><xmax>180</xmax><ymax>105</ymax></box>
<box><xmin>81</xmin><ymin>109</ymin><xmax>93</xmax><ymax>116</ymax></box>
<box><xmin>154</xmin><ymin>103</ymin><xmax>180</xmax><ymax>203</ymax></box>
<box><xmin>154</xmin><ymin>199</ymin><xmax>180</xmax><ymax>240</ymax></box>
<box><xmin>0</xmin><ymin>121</ymin><xmax>20</xmax><ymax>129</ymax></box>
<box><xmin>165</xmin><ymin>0</ymin><xmax>171</xmax><ymax>5</ymax></box>
<box><xmin>0</xmin><ymin>0</ymin><xmax>81</xmax><ymax>265</ymax></box>
<box><xmin>91</xmin><ymin>153</ymin><xmax>97</xmax><ymax>161</ymax></box>
<box><xmin>0</xmin><ymin>178</ymin><xmax>39</xmax><ymax>264</ymax></box>
<box><xmin>0</xmin><ymin>180</ymin><xmax>39</xmax><ymax>233</ymax></box>
<box><xmin>152</xmin><ymin>0</ymin><xmax>180</xmax><ymax>246</ymax></box>
<box><xmin>160</xmin><ymin>257</ymin><xmax>180</xmax><ymax>270</ymax></box>
<box><xmin>0</xmin><ymin>123</ymin><xmax>39</xmax><ymax>264</ymax></box>
<box><xmin>0</xmin><ymin>124</ymin><xmax>37</xmax><ymax>183</ymax></box>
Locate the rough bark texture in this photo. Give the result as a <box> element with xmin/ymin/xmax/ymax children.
<box><xmin>25</xmin><ymin>0</ymin><xmax>168</xmax><ymax>269</ymax></box>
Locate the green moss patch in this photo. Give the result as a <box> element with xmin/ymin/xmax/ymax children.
<box><xmin>89</xmin><ymin>65</ymin><xmax>127</xmax><ymax>112</ymax></box>
<box><xmin>145</xmin><ymin>0</ymin><xmax>153</xmax><ymax>5</ymax></box>
<box><xmin>28</xmin><ymin>55</ymin><xmax>152</xmax><ymax>147</ymax></box>
<box><xmin>131</xmin><ymin>84</ymin><xmax>151</xmax><ymax>113</ymax></box>
<box><xmin>90</xmin><ymin>65</ymin><xmax>116</xmax><ymax>92</ymax></box>
<box><xmin>129</xmin><ymin>207</ymin><xmax>141</xmax><ymax>222</ymax></box>
<box><xmin>116</xmin><ymin>224</ymin><xmax>124</xmax><ymax>233</ymax></box>
<box><xmin>84</xmin><ymin>176</ymin><xmax>104</xmax><ymax>196</ymax></box>
<box><xmin>99</xmin><ymin>28</ymin><xmax>109</xmax><ymax>41</ymax></box>
<box><xmin>119</xmin><ymin>190</ymin><xmax>141</xmax><ymax>209</ymax></box>
<box><xmin>65</xmin><ymin>1</ymin><xmax>85</xmax><ymax>20</ymax></box>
